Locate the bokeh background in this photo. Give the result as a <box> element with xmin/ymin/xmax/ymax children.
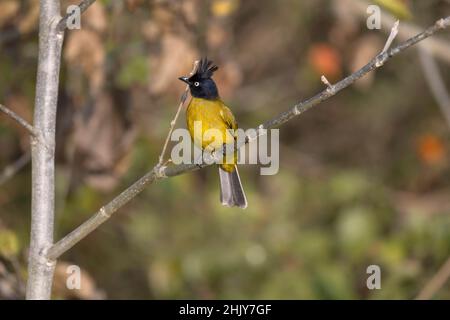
<box><xmin>1</xmin><ymin>0</ymin><xmax>450</xmax><ymax>299</ymax></box>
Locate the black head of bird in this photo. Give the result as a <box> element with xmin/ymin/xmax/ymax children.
<box><xmin>178</xmin><ymin>58</ymin><xmax>219</xmax><ymax>100</ymax></box>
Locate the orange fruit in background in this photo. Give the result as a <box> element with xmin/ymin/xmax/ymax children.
<box><xmin>308</xmin><ymin>43</ymin><xmax>342</xmax><ymax>80</ymax></box>
<box><xmin>417</xmin><ymin>134</ymin><xmax>446</xmax><ymax>165</ymax></box>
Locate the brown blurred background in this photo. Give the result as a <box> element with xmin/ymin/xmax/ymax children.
<box><xmin>1</xmin><ymin>0</ymin><xmax>450</xmax><ymax>299</ymax></box>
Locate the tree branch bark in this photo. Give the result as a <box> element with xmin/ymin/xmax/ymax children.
<box><xmin>26</xmin><ymin>0</ymin><xmax>65</xmax><ymax>300</ymax></box>
<box><xmin>45</xmin><ymin>16</ymin><xmax>450</xmax><ymax>261</ymax></box>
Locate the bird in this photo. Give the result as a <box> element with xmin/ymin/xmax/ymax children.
<box><xmin>179</xmin><ymin>58</ymin><xmax>247</xmax><ymax>209</ymax></box>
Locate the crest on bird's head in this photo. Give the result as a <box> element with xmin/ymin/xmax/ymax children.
<box><xmin>191</xmin><ymin>57</ymin><xmax>219</xmax><ymax>80</ymax></box>
<box><xmin>178</xmin><ymin>57</ymin><xmax>220</xmax><ymax>99</ymax></box>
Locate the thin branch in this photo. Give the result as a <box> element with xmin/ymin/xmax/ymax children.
<box><xmin>56</xmin><ymin>0</ymin><xmax>97</xmax><ymax>32</ymax></box>
<box><xmin>158</xmin><ymin>60</ymin><xmax>199</xmax><ymax>166</ymax></box>
<box><xmin>418</xmin><ymin>46</ymin><xmax>450</xmax><ymax>128</ymax></box>
<box><xmin>416</xmin><ymin>257</ymin><xmax>450</xmax><ymax>300</ymax></box>
<box><xmin>46</xmin><ymin>16</ymin><xmax>450</xmax><ymax>262</ymax></box>
<box><xmin>0</xmin><ymin>104</ymin><xmax>36</xmax><ymax>137</ymax></box>
<box><xmin>0</xmin><ymin>151</ymin><xmax>31</xmax><ymax>186</ymax></box>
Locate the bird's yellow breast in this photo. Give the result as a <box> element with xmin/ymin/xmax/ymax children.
<box><xmin>186</xmin><ymin>97</ymin><xmax>236</xmax><ymax>151</ymax></box>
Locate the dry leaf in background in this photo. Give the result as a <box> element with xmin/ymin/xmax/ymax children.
<box><xmin>148</xmin><ymin>34</ymin><xmax>198</xmax><ymax>96</ymax></box>
<box><xmin>151</xmin><ymin>5</ymin><xmax>177</xmax><ymax>34</ymax></box>
<box><xmin>212</xmin><ymin>60</ymin><xmax>242</xmax><ymax>99</ymax></box>
<box><xmin>71</xmin><ymin>93</ymin><xmax>135</xmax><ymax>192</ymax></box>
<box><xmin>207</xmin><ymin>21</ymin><xmax>230</xmax><ymax>50</ymax></box>
<box><xmin>53</xmin><ymin>262</ymin><xmax>105</xmax><ymax>300</ymax></box>
<box><xmin>64</xmin><ymin>1</ymin><xmax>107</xmax><ymax>95</ymax></box>
<box><xmin>64</xmin><ymin>30</ymin><xmax>105</xmax><ymax>95</ymax></box>
<box><xmin>0</xmin><ymin>0</ymin><xmax>19</xmax><ymax>28</ymax></box>
<box><xmin>82</xmin><ymin>1</ymin><xmax>108</xmax><ymax>33</ymax></box>
<box><xmin>330</xmin><ymin>0</ymin><xmax>360</xmax><ymax>45</ymax></box>
<box><xmin>18</xmin><ymin>0</ymin><xmax>39</xmax><ymax>34</ymax></box>
<box><xmin>63</xmin><ymin>1</ymin><xmax>137</xmax><ymax>192</ymax></box>
<box><xmin>180</xmin><ymin>0</ymin><xmax>199</xmax><ymax>26</ymax></box>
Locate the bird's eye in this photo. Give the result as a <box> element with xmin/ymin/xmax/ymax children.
<box><xmin>194</xmin><ymin>82</ymin><xmax>200</xmax><ymax>87</ymax></box>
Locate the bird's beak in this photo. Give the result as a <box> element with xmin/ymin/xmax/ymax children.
<box><xmin>178</xmin><ymin>76</ymin><xmax>190</xmax><ymax>85</ymax></box>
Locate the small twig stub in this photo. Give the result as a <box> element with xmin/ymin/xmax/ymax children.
<box><xmin>382</xmin><ymin>20</ymin><xmax>400</xmax><ymax>53</ymax></box>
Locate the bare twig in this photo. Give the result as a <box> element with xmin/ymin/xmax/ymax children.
<box><xmin>158</xmin><ymin>60</ymin><xmax>199</xmax><ymax>166</ymax></box>
<box><xmin>0</xmin><ymin>151</ymin><xmax>31</xmax><ymax>186</ymax></box>
<box><xmin>382</xmin><ymin>20</ymin><xmax>399</xmax><ymax>53</ymax></box>
<box><xmin>416</xmin><ymin>257</ymin><xmax>450</xmax><ymax>300</ymax></box>
<box><xmin>418</xmin><ymin>47</ymin><xmax>450</xmax><ymax>128</ymax></box>
<box><xmin>0</xmin><ymin>104</ymin><xmax>36</xmax><ymax>137</ymax></box>
<box><xmin>56</xmin><ymin>0</ymin><xmax>97</xmax><ymax>32</ymax></box>
<box><xmin>26</xmin><ymin>0</ymin><xmax>65</xmax><ymax>300</ymax></box>
<box><xmin>320</xmin><ymin>75</ymin><xmax>335</xmax><ymax>93</ymax></box>
<box><xmin>45</xmin><ymin>17</ymin><xmax>450</xmax><ymax>261</ymax></box>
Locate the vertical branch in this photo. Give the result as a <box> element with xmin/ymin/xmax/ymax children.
<box><xmin>26</xmin><ymin>0</ymin><xmax>65</xmax><ymax>300</ymax></box>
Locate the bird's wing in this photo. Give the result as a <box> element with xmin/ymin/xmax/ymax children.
<box><xmin>219</xmin><ymin>103</ymin><xmax>238</xmax><ymax>130</ymax></box>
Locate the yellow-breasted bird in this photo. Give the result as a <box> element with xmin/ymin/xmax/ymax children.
<box><xmin>179</xmin><ymin>58</ymin><xmax>247</xmax><ymax>209</ymax></box>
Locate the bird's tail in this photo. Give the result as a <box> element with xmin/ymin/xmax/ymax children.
<box><xmin>219</xmin><ymin>165</ymin><xmax>247</xmax><ymax>209</ymax></box>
